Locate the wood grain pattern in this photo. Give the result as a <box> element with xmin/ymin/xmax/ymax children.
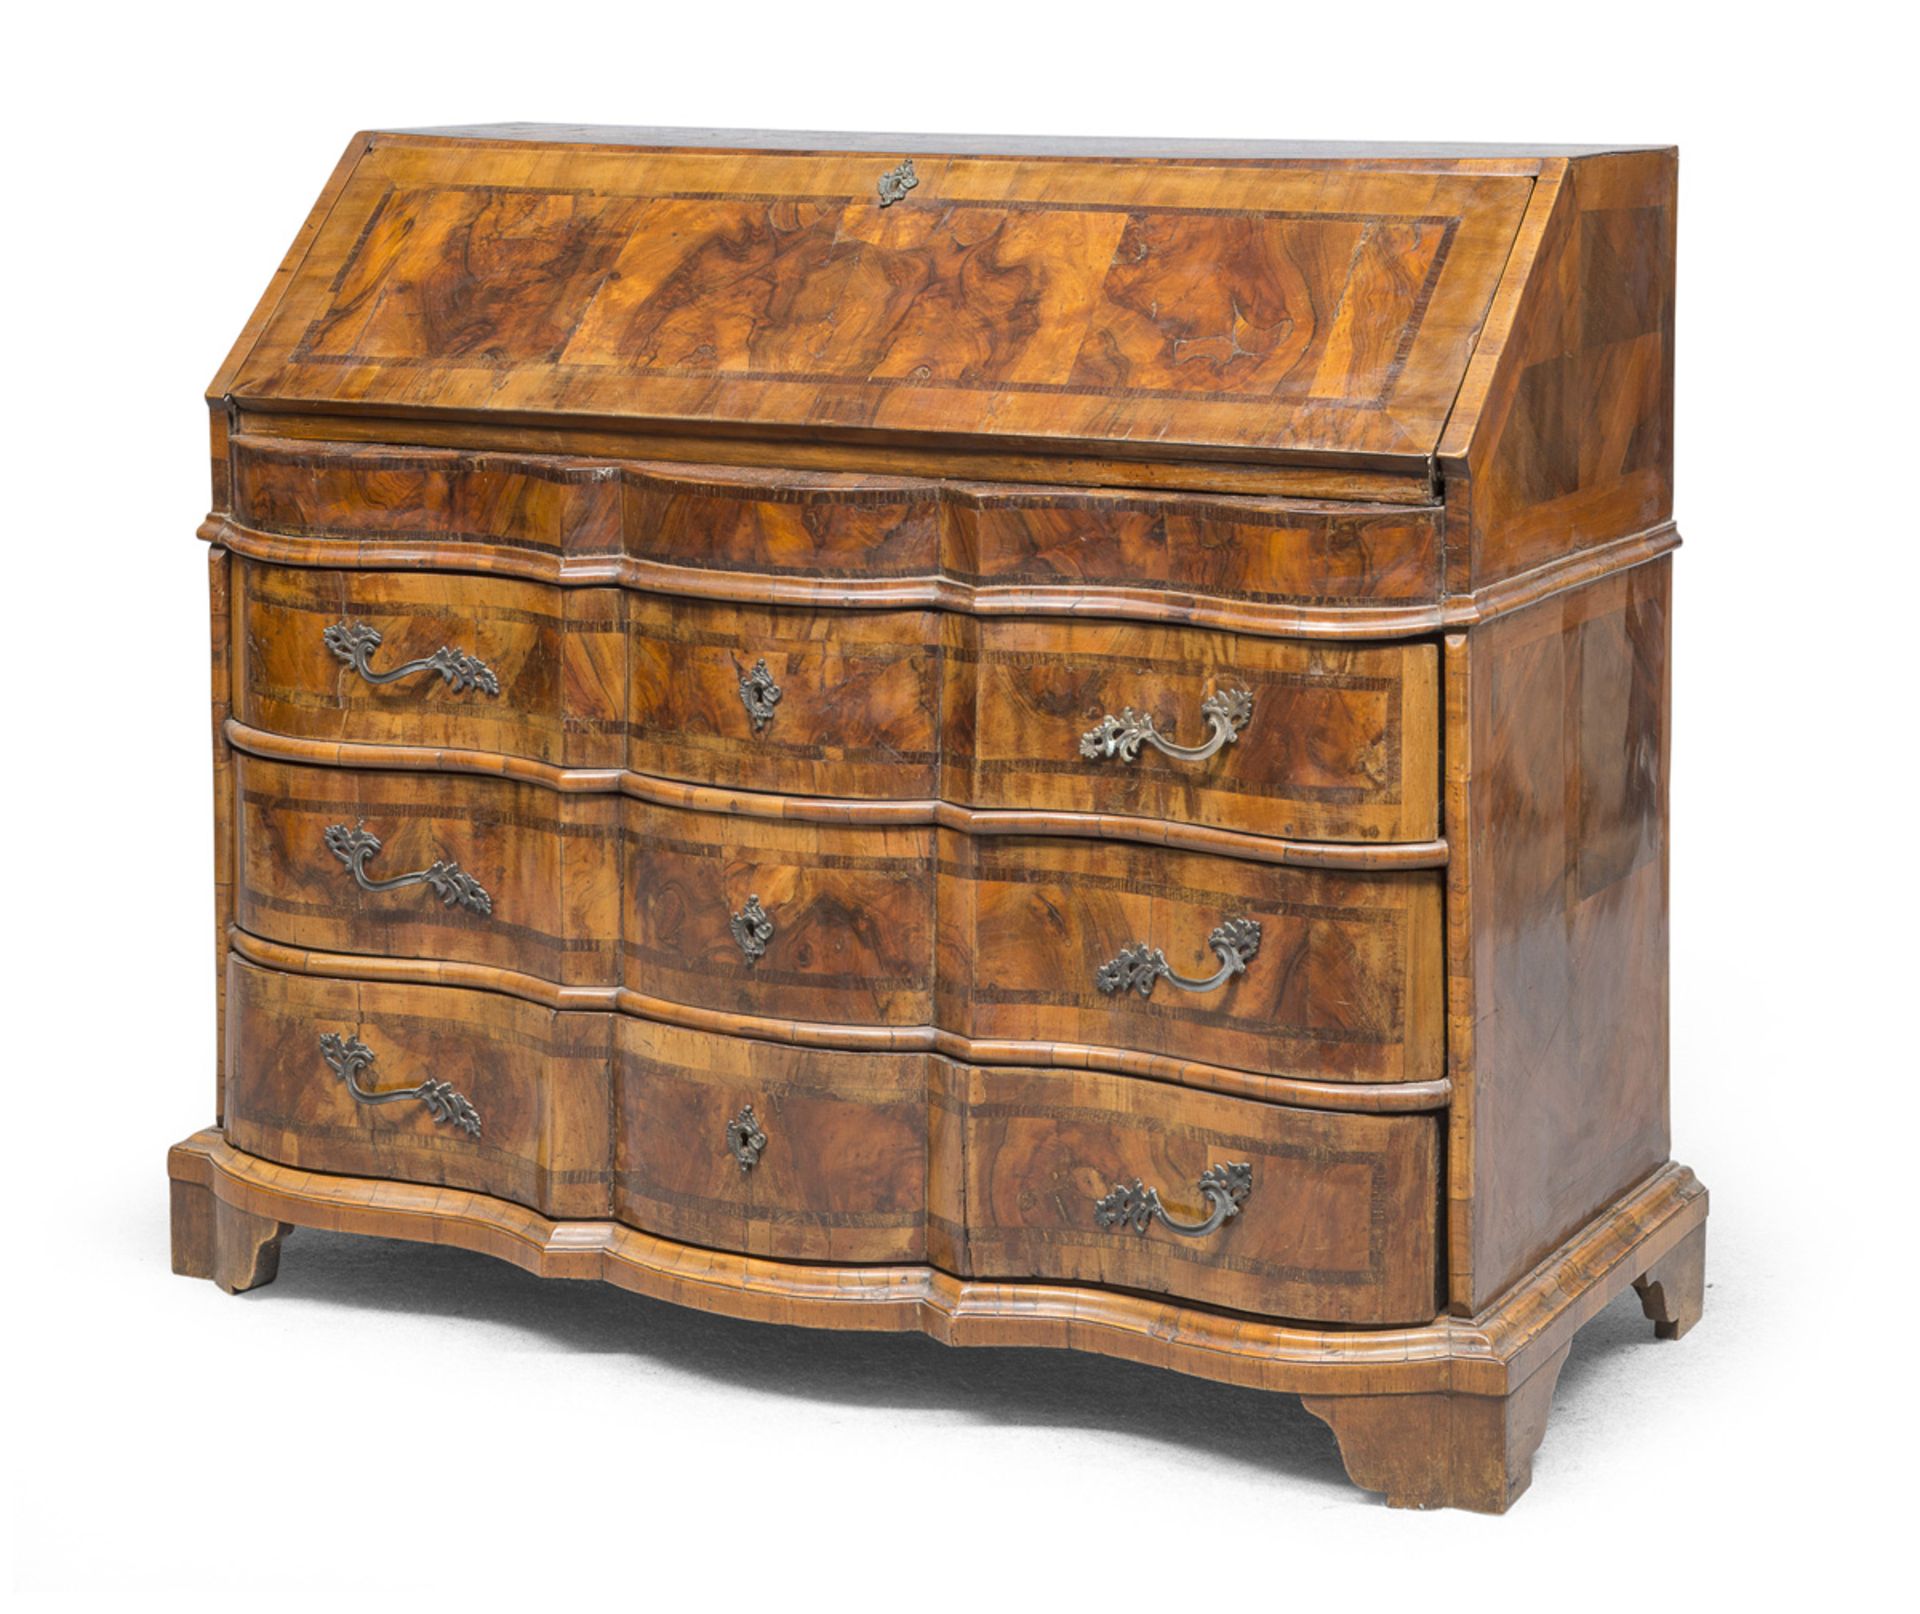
<box><xmin>628</xmin><ymin>595</ymin><xmax>945</xmax><ymax>800</ymax></box>
<box><xmin>228</xmin><ymin>407</ymin><xmax>1439</xmax><ymax>503</ymax></box>
<box><xmin>1439</xmin><ymin>152</ymin><xmax>1677</xmax><ymax>592</ymax></box>
<box><xmin>211</xmin><ymin>501</ymin><xmax>1680</xmax><ymax>642</ymax></box>
<box><xmin>170</xmin><ymin>1175</ymin><xmax>292</xmax><ymax>1295</ymax></box>
<box><xmin>234</xmin><ymin>752</ymin><xmax>620</xmax><ymax>985</ymax></box>
<box><xmin>1632</xmin><ymin>1220</ymin><xmax>1704</xmax><ymax>1340</ymax></box>
<box><xmin>227</xmin><ymin>755</ymin><xmax>1440</xmax><ymax>1085</ymax></box>
<box><xmin>209</xmin><ymin>547</ymin><xmax>235</xmax><ymax>1121</ymax></box>
<box><xmin>941</xmin><ymin>836</ymin><xmax>1443</xmax><ymax>1084</ymax></box>
<box><xmin>235</xmin><ymin>556</ymin><xmax>1436</xmax><ymax>842</ymax></box>
<box><xmin>209</xmin><ymin>956</ymin><xmax>1438</xmax><ymax>1320</ymax></box>
<box><xmin>944</xmin><ymin>616</ymin><xmax>1437</xmax><ymax>842</ymax></box>
<box><xmin>213</xmin><ymin>959</ymin><xmax>1433</xmax><ymax>1322</ymax></box>
<box><xmin>226</xmin><ymin>432</ymin><xmax>1447</xmax><ymax>617</ymax></box>
<box><xmin>616</xmin><ymin>1019</ymin><xmax>929</xmax><ymax>1264</ymax></box>
<box><xmin>1303</xmin><ymin>1342</ymin><xmax>1571</xmax><ymax>1512</ymax></box>
<box><xmin>228</xmin><ymin>924</ymin><xmax>1453</xmax><ymax>1116</ymax></box>
<box><xmin>209</xmin><ymin>131</ymin><xmax>373</xmax><ymax>405</ymax></box>
<box><xmin>1447</xmin><ymin>559</ymin><xmax>1672</xmax><ymax>1309</ymax></box>
<box><xmin>223</xmin><ymin>954</ymin><xmax>612</xmax><ymax>1218</ymax></box>
<box><xmin>622</xmin><ymin>805</ymin><xmax>937</xmax><ymax>1027</ymax></box>
<box><xmin>233</xmin><ymin>559</ymin><xmax>625</xmax><ymax>767</ymax></box>
<box><xmin>959</xmin><ymin>1065</ymin><xmax>1439</xmax><ymax>1325</ymax></box>
<box><xmin>223</xmin><ymin>137</ymin><xmax>1533</xmax><ymax>468</ymax></box>
<box><xmin>225</xmin><ymin>717</ymin><xmax>1450</xmax><ymax>871</ymax></box>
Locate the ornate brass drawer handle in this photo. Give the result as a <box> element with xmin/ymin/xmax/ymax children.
<box><xmin>323</xmin><ymin>620</ymin><xmax>500</xmax><ymax>696</ymax></box>
<box><xmin>726</xmin><ymin>1104</ymin><xmax>768</xmax><ymax>1172</ymax></box>
<box><xmin>1095</xmin><ymin>1163</ymin><xmax>1253</xmax><ymax>1239</ymax></box>
<box><xmin>323</xmin><ymin>822</ymin><xmax>493</xmax><ymax>916</ymax></box>
<box><xmin>1079</xmin><ymin>687</ymin><xmax>1254</xmax><ymax>765</ymax></box>
<box><xmin>317</xmin><ymin>1032</ymin><xmax>482</xmax><ymax>1138</ymax></box>
<box><xmin>730</xmin><ymin>895</ymin><xmax>774</xmax><ymax>963</ymax></box>
<box><xmin>1096</xmin><ymin>917</ymin><xmax>1261</xmax><ymax>999</ymax></box>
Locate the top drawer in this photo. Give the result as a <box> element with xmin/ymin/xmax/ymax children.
<box><xmin>226</xmin><ymin>436</ymin><xmax>1445</xmax><ymax>631</ymax></box>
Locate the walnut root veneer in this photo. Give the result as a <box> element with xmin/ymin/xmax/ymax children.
<box><xmin>174</xmin><ymin>126</ymin><xmax>1704</xmax><ymax>1511</ymax></box>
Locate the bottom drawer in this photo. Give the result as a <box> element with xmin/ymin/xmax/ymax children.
<box><xmin>223</xmin><ymin>955</ymin><xmax>612</xmax><ymax>1218</ymax></box>
<box><xmin>224</xmin><ymin>954</ymin><xmax>1439</xmax><ymax>1323</ymax></box>
<box><xmin>957</xmin><ymin>1066</ymin><xmax>1439</xmax><ymax>1325</ymax></box>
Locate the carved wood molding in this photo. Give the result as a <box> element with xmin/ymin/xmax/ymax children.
<box><xmin>223</xmin><ymin>720</ymin><xmax>1451</xmax><ymax>873</ymax></box>
<box><xmin>202</xmin><ymin>513</ymin><xmax>1437</xmax><ymax>640</ymax></box>
<box><xmin>168</xmin><ymin>1130</ymin><xmax>1706</xmax><ymax>1402</ymax></box>
<box><xmin>200</xmin><ymin>512</ymin><xmax>1678</xmax><ymax>639</ymax></box>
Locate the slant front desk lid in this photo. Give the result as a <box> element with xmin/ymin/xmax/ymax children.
<box><xmin>218</xmin><ymin>127</ymin><xmax>1554</xmax><ymax>473</ymax></box>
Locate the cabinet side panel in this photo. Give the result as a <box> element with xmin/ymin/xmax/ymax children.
<box><xmin>1456</xmin><ymin>150</ymin><xmax>1676</xmax><ymax>589</ymax></box>
<box><xmin>1461</xmin><ymin>558</ymin><xmax>1671</xmax><ymax>1307</ymax></box>
<box><xmin>210</xmin><ymin>547</ymin><xmax>234</xmax><ymax>1123</ymax></box>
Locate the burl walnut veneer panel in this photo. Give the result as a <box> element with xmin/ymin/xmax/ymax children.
<box><xmin>958</xmin><ymin>1064</ymin><xmax>1439</xmax><ymax>1326</ymax></box>
<box><xmin>221</xmin><ymin>135</ymin><xmax>1533</xmax><ymax>468</ymax></box>
<box><xmin>939</xmin><ymin>836</ymin><xmax>1441</xmax><ymax>1085</ymax></box>
<box><xmin>233</xmin><ymin>557</ymin><xmax>1437</xmax><ymax>844</ymax></box>
<box><xmin>221</xmin><ymin>956</ymin><xmax>1439</xmax><ymax>1325</ymax></box>
<box><xmin>234</xmin><ymin>752</ymin><xmax>622</xmax><ymax>987</ymax></box>
<box><xmin>615</xmin><ymin>1018</ymin><xmax>931</xmax><ymax>1265</ymax></box>
<box><xmin>223</xmin><ymin>954</ymin><xmax>612</xmax><ymax>1218</ymax></box>
<box><xmin>1447</xmin><ymin>560</ymin><xmax>1672</xmax><ymax>1307</ymax></box>
<box><xmin>622</xmin><ymin>807</ymin><xmax>938</xmax><ymax>1028</ymax></box>
<box><xmin>1440</xmin><ymin>150</ymin><xmax>1677</xmax><ymax>594</ymax></box>
<box><xmin>940</xmin><ymin>616</ymin><xmax>1435</xmax><ymax>843</ymax></box>
<box><xmin>225</xmin><ymin>434</ymin><xmax>1447</xmax><ymax>625</ymax></box>
<box><xmin>234</xmin><ymin>560</ymin><xmax>626</xmax><ymax>768</ymax></box>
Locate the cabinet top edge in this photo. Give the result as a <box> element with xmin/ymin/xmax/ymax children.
<box><xmin>381</xmin><ymin>125</ymin><xmax>1674</xmax><ymax>164</ymax></box>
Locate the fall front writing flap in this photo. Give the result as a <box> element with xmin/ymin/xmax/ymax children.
<box><xmin>220</xmin><ymin>129</ymin><xmax>1538</xmax><ymax>471</ymax></box>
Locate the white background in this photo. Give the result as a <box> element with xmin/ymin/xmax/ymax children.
<box><xmin>7</xmin><ymin>2</ymin><xmax>1912</xmax><ymax>1604</ymax></box>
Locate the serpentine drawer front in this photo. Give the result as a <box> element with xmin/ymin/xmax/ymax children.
<box><xmin>225</xmin><ymin>434</ymin><xmax>1449</xmax><ymax>622</ymax></box>
<box><xmin>221</xmin><ymin>960</ymin><xmax>1437</xmax><ymax>1324</ymax></box>
<box><xmin>228</xmin><ymin>752</ymin><xmax>1441</xmax><ymax>1083</ymax></box>
<box><xmin>956</xmin><ymin>1065</ymin><xmax>1439</xmax><ymax>1326</ymax></box>
<box><xmin>614</xmin><ymin>1018</ymin><xmax>932</xmax><ymax>1266</ymax></box>
<box><xmin>222</xmin><ymin>956</ymin><xmax>612</xmax><ymax>1220</ymax></box>
<box><xmin>177</xmin><ymin>127</ymin><xmax>1701</xmax><ymax>1514</ymax></box>
<box><xmin>232</xmin><ymin>556</ymin><xmax>1437</xmax><ymax>842</ymax></box>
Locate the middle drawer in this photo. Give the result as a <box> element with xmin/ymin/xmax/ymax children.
<box><xmin>234</xmin><ymin>753</ymin><xmax>1441</xmax><ymax>1085</ymax></box>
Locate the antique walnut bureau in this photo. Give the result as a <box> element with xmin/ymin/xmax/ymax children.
<box><xmin>169</xmin><ymin>126</ymin><xmax>1705</xmax><ymax>1511</ymax></box>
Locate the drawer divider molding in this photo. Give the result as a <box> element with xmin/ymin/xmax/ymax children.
<box><xmin>225</xmin><ymin>721</ymin><xmax>1448</xmax><ymax>873</ymax></box>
